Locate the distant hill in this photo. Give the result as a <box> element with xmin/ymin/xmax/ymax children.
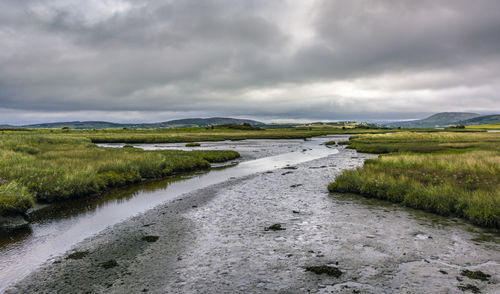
<box><xmin>458</xmin><ymin>114</ymin><xmax>500</xmax><ymax>125</ymax></box>
<box><xmin>385</xmin><ymin>112</ymin><xmax>481</xmax><ymax>128</ymax></box>
<box><xmin>25</xmin><ymin>121</ymin><xmax>126</xmax><ymax>129</ymax></box>
<box><xmin>20</xmin><ymin>117</ymin><xmax>264</xmax><ymax>129</ymax></box>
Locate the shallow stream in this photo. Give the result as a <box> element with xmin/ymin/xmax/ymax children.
<box><xmin>0</xmin><ymin>138</ymin><xmax>338</xmax><ymax>292</ymax></box>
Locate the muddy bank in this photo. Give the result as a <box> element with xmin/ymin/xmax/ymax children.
<box><xmin>7</xmin><ymin>144</ymin><xmax>500</xmax><ymax>293</ymax></box>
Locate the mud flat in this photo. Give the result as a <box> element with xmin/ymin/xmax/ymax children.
<box><xmin>5</xmin><ymin>139</ymin><xmax>500</xmax><ymax>293</ymax></box>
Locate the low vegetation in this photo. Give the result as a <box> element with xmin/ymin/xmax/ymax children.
<box><xmin>329</xmin><ymin>132</ymin><xmax>500</xmax><ymax>228</ymax></box>
<box><xmin>0</xmin><ymin>134</ymin><xmax>239</xmax><ymax>216</ymax></box>
<box><xmin>185</xmin><ymin>142</ymin><xmax>201</xmax><ymax>147</ymax></box>
<box><xmin>467</xmin><ymin>123</ymin><xmax>500</xmax><ymax>130</ymax></box>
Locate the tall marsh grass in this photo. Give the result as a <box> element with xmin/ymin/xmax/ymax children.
<box><xmin>329</xmin><ymin>132</ymin><xmax>500</xmax><ymax>228</ymax></box>
<box><xmin>0</xmin><ymin>134</ymin><xmax>239</xmax><ymax>215</ymax></box>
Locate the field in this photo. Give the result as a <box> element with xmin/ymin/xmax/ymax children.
<box><xmin>328</xmin><ymin>132</ymin><xmax>500</xmax><ymax>228</ymax></box>
<box><xmin>466</xmin><ymin>123</ymin><xmax>500</xmax><ymax>129</ymax></box>
<box><xmin>0</xmin><ymin>134</ymin><xmax>239</xmax><ymax>216</ymax></box>
<box><xmin>0</xmin><ymin>125</ymin><xmax>481</xmax><ymax>144</ymax></box>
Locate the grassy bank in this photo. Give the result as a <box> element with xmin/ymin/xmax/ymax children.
<box><xmin>0</xmin><ymin>134</ymin><xmax>239</xmax><ymax>216</ymax></box>
<box><xmin>328</xmin><ymin>132</ymin><xmax>500</xmax><ymax>228</ymax></box>
<box><xmin>0</xmin><ymin>126</ymin><xmax>482</xmax><ymax>144</ymax></box>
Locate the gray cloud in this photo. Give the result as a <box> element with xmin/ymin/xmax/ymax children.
<box><xmin>0</xmin><ymin>0</ymin><xmax>499</xmax><ymax>124</ymax></box>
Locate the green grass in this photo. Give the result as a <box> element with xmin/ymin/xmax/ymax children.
<box><xmin>0</xmin><ymin>126</ymin><xmax>482</xmax><ymax>144</ymax></box>
<box><xmin>185</xmin><ymin>142</ymin><xmax>201</xmax><ymax>147</ymax></box>
<box><xmin>328</xmin><ymin>132</ymin><xmax>500</xmax><ymax>228</ymax></box>
<box><xmin>0</xmin><ymin>134</ymin><xmax>239</xmax><ymax>216</ymax></box>
<box><xmin>467</xmin><ymin>123</ymin><xmax>500</xmax><ymax>129</ymax></box>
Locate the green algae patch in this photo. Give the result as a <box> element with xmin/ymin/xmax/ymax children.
<box><xmin>265</xmin><ymin>224</ymin><xmax>285</xmax><ymax>231</ymax></box>
<box><xmin>305</xmin><ymin>265</ymin><xmax>343</xmax><ymax>278</ymax></box>
<box><xmin>141</xmin><ymin>235</ymin><xmax>160</xmax><ymax>242</ymax></box>
<box><xmin>458</xmin><ymin>284</ymin><xmax>481</xmax><ymax>293</ymax></box>
<box><xmin>100</xmin><ymin>259</ymin><xmax>118</xmax><ymax>269</ymax></box>
<box><xmin>461</xmin><ymin>269</ymin><xmax>491</xmax><ymax>281</ymax></box>
<box><xmin>66</xmin><ymin>250</ymin><xmax>89</xmax><ymax>260</ymax></box>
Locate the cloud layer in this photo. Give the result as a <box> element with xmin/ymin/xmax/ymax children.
<box><xmin>1</xmin><ymin>0</ymin><xmax>499</xmax><ymax>124</ymax></box>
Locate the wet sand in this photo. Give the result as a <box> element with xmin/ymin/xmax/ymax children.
<box><xmin>6</xmin><ymin>145</ymin><xmax>500</xmax><ymax>293</ymax></box>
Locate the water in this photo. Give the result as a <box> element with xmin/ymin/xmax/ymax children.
<box><xmin>0</xmin><ymin>137</ymin><xmax>338</xmax><ymax>292</ymax></box>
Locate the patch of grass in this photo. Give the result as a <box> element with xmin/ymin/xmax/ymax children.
<box><xmin>0</xmin><ymin>181</ymin><xmax>35</xmax><ymax>216</ymax></box>
<box><xmin>0</xmin><ymin>134</ymin><xmax>240</xmax><ymax>216</ymax></box>
<box><xmin>329</xmin><ymin>132</ymin><xmax>500</xmax><ymax>228</ymax></box>
<box><xmin>185</xmin><ymin>142</ymin><xmax>201</xmax><ymax>147</ymax></box>
<box><xmin>467</xmin><ymin>123</ymin><xmax>500</xmax><ymax>129</ymax></box>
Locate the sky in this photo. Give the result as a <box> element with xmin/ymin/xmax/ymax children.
<box><xmin>1</xmin><ymin>0</ymin><xmax>500</xmax><ymax>125</ymax></box>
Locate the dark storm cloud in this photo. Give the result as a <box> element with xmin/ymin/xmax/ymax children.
<box><xmin>0</xmin><ymin>0</ymin><xmax>499</xmax><ymax>124</ymax></box>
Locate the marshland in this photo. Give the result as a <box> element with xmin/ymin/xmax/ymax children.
<box><xmin>0</xmin><ymin>126</ymin><xmax>499</xmax><ymax>293</ymax></box>
<box><xmin>2</xmin><ymin>1</ymin><xmax>500</xmax><ymax>292</ymax></box>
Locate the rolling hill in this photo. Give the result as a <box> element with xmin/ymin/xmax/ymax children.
<box><xmin>385</xmin><ymin>112</ymin><xmax>482</xmax><ymax>128</ymax></box>
<box><xmin>18</xmin><ymin>117</ymin><xmax>264</xmax><ymax>129</ymax></box>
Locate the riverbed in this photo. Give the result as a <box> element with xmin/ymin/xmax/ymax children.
<box><xmin>3</xmin><ymin>137</ymin><xmax>500</xmax><ymax>293</ymax></box>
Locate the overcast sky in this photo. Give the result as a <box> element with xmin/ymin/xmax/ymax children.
<box><xmin>1</xmin><ymin>0</ymin><xmax>500</xmax><ymax>124</ymax></box>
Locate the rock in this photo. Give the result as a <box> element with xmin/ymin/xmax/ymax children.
<box><xmin>0</xmin><ymin>214</ymin><xmax>29</xmax><ymax>232</ymax></box>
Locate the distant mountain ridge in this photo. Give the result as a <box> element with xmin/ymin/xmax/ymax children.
<box><xmin>385</xmin><ymin>112</ymin><xmax>484</xmax><ymax>128</ymax></box>
<box><xmin>14</xmin><ymin>117</ymin><xmax>264</xmax><ymax>129</ymax></box>
<box><xmin>458</xmin><ymin>114</ymin><xmax>500</xmax><ymax>125</ymax></box>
